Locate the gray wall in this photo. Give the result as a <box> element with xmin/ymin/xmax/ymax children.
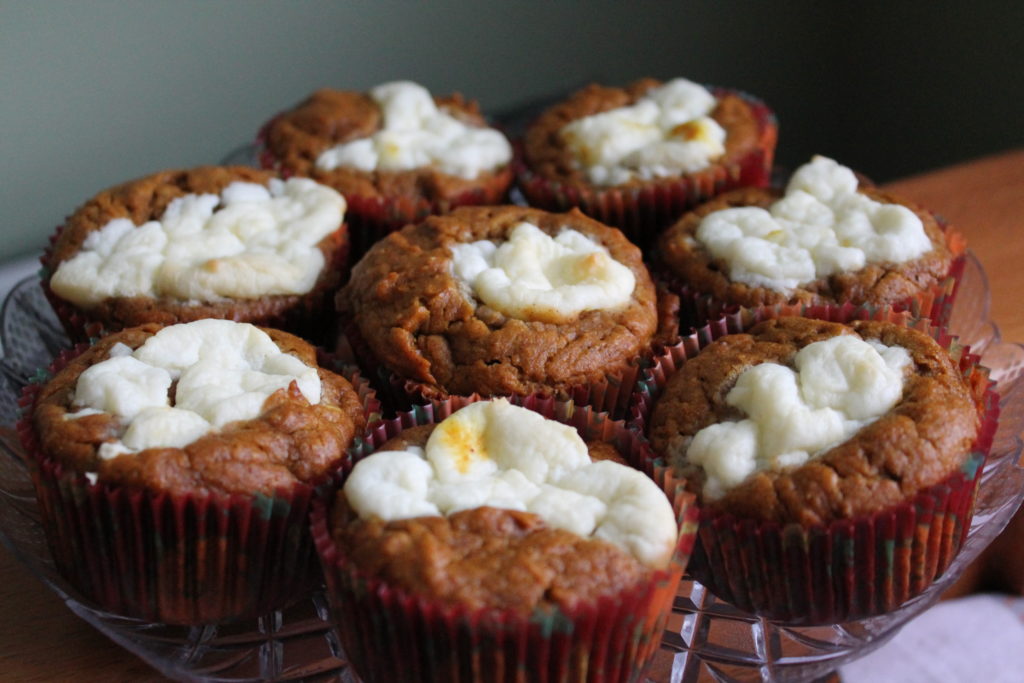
<box><xmin>3</xmin><ymin>1</ymin><xmax>1022</xmax><ymax>264</ymax></box>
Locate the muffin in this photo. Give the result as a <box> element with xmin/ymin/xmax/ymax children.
<box><xmin>312</xmin><ymin>398</ymin><xmax>697</xmax><ymax>682</ymax></box>
<box><xmin>258</xmin><ymin>80</ymin><xmax>514</xmax><ymax>254</ymax></box>
<box><xmin>20</xmin><ymin>319</ymin><xmax>371</xmax><ymax>624</ymax></box>
<box><xmin>42</xmin><ymin>165</ymin><xmax>349</xmax><ymax>343</ymax></box>
<box><xmin>636</xmin><ymin>314</ymin><xmax>996</xmax><ymax>623</ymax></box>
<box><xmin>517</xmin><ymin>77</ymin><xmax>777</xmax><ymax>245</ymax></box>
<box><xmin>657</xmin><ymin>155</ymin><xmax>964</xmax><ymax>328</ymax></box>
<box><xmin>337</xmin><ymin>204</ymin><xmax>680</xmax><ymax>417</ymax></box>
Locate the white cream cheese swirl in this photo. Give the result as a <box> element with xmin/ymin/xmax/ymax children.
<box><xmin>50</xmin><ymin>177</ymin><xmax>345</xmax><ymax>307</ymax></box>
<box><xmin>685</xmin><ymin>334</ymin><xmax>912</xmax><ymax>499</ymax></box>
<box><xmin>560</xmin><ymin>78</ymin><xmax>726</xmax><ymax>187</ymax></box>
<box><xmin>66</xmin><ymin>320</ymin><xmax>321</xmax><ymax>461</ymax></box>
<box><xmin>315</xmin><ymin>80</ymin><xmax>512</xmax><ymax>179</ymax></box>
<box><xmin>343</xmin><ymin>399</ymin><xmax>678</xmax><ymax>568</ymax></box>
<box><xmin>694</xmin><ymin>156</ymin><xmax>933</xmax><ymax>294</ymax></box>
<box><xmin>449</xmin><ymin>222</ymin><xmax>636</xmax><ymax>323</ymax></box>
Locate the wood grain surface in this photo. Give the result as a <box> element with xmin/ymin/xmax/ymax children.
<box><xmin>2</xmin><ymin>148</ymin><xmax>1022</xmax><ymax>680</ymax></box>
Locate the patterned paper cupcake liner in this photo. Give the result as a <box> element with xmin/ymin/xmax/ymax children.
<box><xmin>340</xmin><ymin>319</ymin><xmax>662</xmax><ymax>422</ymax></box>
<box><xmin>628</xmin><ymin>304</ymin><xmax>998</xmax><ymax>624</ymax></box>
<box><xmin>16</xmin><ymin>343</ymin><xmax>379</xmax><ymax>625</ymax></box>
<box><xmin>682</xmin><ymin>447</ymin><xmax>989</xmax><ymax>624</ymax></box>
<box><xmin>256</xmin><ymin>116</ymin><xmax>515</xmax><ymax>260</ymax></box>
<box><xmin>40</xmin><ymin>221</ymin><xmax>352</xmax><ymax>346</ymax></box>
<box><xmin>515</xmin><ymin>88</ymin><xmax>778</xmax><ymax>249</ymax></box>
<box><xmin>657</xmin><ymin>206</ymin><xmax>968</xmax><ymax>334</ymax></box>
<box><xmin>311</xmin><ymin>399</ymin><xmax>699</xmax><ymax>682</ymax></box>
<box><xmin>341</xmin><ymin>171</ymin><xmax>515</xmax><ymax>259</ymax></box>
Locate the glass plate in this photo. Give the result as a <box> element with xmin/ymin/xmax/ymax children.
<box><xmin>2</xmin><ymin>253</ymin><xmax>1023</xmax><ymax>682</ymax></box>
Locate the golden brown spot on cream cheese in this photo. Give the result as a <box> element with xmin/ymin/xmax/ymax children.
<box><xmin>571</xmin><ymin>252</ymin><xmax>609</xmax><ymax>280</ymax></box>
<box><xmin>670</xmin><ymin>121</ymin><xmax>707</xmax><ymax>142</ymax></box>
<box><xmin>438</xmin><ymin>420</ymin><xmax>487</xmax><ymax>474</ymax></box>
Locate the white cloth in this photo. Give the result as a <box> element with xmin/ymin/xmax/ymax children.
<box><xmin>840</xmin><ymin>595</ymin><xmax>1024</xmax><ymax>682</ymax></box>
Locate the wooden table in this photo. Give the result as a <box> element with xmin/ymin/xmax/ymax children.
<box><xmin>2</xmin><ymin>149</ymin><xmax>1022</xmax><ymax>680</ymax></box>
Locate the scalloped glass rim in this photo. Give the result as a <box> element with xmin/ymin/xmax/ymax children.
<box><xmin>1</xmin><ymin>252</ymin><xmax>1022</xmax><ymax>683</ymax></box>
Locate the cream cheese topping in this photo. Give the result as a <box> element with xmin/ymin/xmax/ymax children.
<box><xmin>694</xmin><ymin>156</ymin><xmax>933</xmax><ymax>293</ymax></box>
<box><xmin>68</xmin><ymin>320</ymin><xmax>321</xmax><ymax>460</ymax></box>
<box><xmin>50</xmin><ymin>178</ymin><xmax>345</xmax><ymax>307</ymax></box>
<box><xmin>314</xmin><ymin>80</ymin><xmax>512</xmax><ymax>179</ymax></box>
<box><xmin>560</xmin><ymin>78</ymin><xmax>726</xmax><ymax>187</ymax></box>
<box><xmin>343</xmin><ymin>399</ymin><xmax>678</xmax><ymax>568</ymax></box>
<box><xmin>685</xmin><ymin>335</ymin><xmax>912</xmax><ymax>499</ymax></box>
<box><xmin>449</xmin><ymin>222</ymin><xmax>636</xmax><ymax>323</ymax></box>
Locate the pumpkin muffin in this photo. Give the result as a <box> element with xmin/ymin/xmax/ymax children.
<box><xmin>638</xmin><ymin>315</ymin><xmax>994</xmax><ymax>623</ymax></box>
<box><xmin>313</xmin><ymin>399</ymin><xmax>696</xmax><ymax>682</ymax></box>
<box><xmin>518</xmin><ymin>77</ymin><xmax>777</xmax><ymax>244</ymax></box>
<box><xmin>22</xmin><ymin>319</ymin><xmax>370</xmax><ymax>624</ymax></box>
<box><xmin>657</xmin><ymin>155</ymin><xmax>962</xmax><ymax>327</ymax></box>
<box><xmin>43</xmin><ymin>165</ymin><xmax>349</xmax><ymax>342</ymax></box>
<box><xmin>258</xmin><ymin>80</ymin><xmax>514</xmax><ymax>253</ymax></box>
<box><xmin>337</xmin><ymin>204</ymin><xmax>679</xmax><ymax>415</ymax></box>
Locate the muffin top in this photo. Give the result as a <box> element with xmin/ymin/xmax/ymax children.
<box><xmin>261</xmin><ymin>80</ymin><xmax>513</xmax><ymax>203</ymax></box>
<box><xmin>647</xmin><ymin>317</ymin><xmax>978</xmax><ymax>525</ymax></box>
<box><xmin>44</xmin><ymin>165</ymin><xmax>348</xmax><ymax>329</ymax></box>
<box><xmin>331</xmin><ymin>399</ymin><xmax>678</xmax><ymax>612</ymax></box>
<box><xmin>657</xmin><ymin>156</ymin><xmax>954</xmax><ymax>308</ymax></box>
<box><xmin>523</xmin><ymin>77</ymin><xmax>766</xmax><ymax>189</ymax></box>
<box><xmin>339</xmin><ymin>205</ymin><xmax>676</xmax><ymax>398</ymax></box>
<box><xmin>32</xmin><ymin>319</ymin><xmax>366</xmax><ymax>496</ymax></box>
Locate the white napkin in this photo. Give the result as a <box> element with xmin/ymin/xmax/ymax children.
<box><xmin>840</xmin><ymin>594</ymin><xmax>1024</xmax><ymax>682</ymax></box>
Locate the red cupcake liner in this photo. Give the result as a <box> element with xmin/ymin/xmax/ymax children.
<box><xmin>256</xmin><ymin>116</ymin><xmax>515</xmax><ymax>260</ymax></box>
<box><xmin>17</xmin><ymin>342</ymin><xmax>379</xmax><ymax>625</ymax></box>
<box><xmin>515</xmin><ymin>88</ymin><xmax>778</xmax><ymax>248</ymax></box>
<box><xmin>312</xmin><ymin>399</ymin><xmax>699</xmax><ymax>682</ymax></box>
<box><xmin>628</xmin><ymin>304</ymin><xmax>998</xmax><ymax>624</ymax></box>
<box><xmin>341</xmin><ymin>170</ymin><xmax>515</xmax><ymax>259</ymax></box>
<box><xmin>40</xmin><ymin>220</ymin><xmax>352</xmax><ymax>346</ymax></box>
<box><xmin>658</xmin><ymin>205</ymin><xmax>968</xmax><ymax>334</ymax></box>
<box><xmin>340</xmin><ymin>319</ymin><xmax>656</xmax><ymax>422</ymax></box>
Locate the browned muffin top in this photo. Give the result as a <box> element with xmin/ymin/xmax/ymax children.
<box><xmin>261</xmin><ymin>87</ymin><xmax>512</xmax><ymax>203</ymax></box>
<box><xmin>43</xmin><ymin>165</ymin><xmax>348</xmax><ymax>333</ymax></box>
<box><xmin>647</xmin><ymin>317</ymin><xmax>978</xmax><ymax>525</ymax></box>
<box><xmin>332</xmin><ymin>505</ymin><xmax>650</xmax><ymax>613</ymax></box>
<box><xmin>338</xmin><ymin>205</ymin><xmax>677</xmax><ymax>398</ymax></box>
<box><xmin>330</xmin><ymin>430</ymin><xmax>647</xmax><ymax>612</ymax></box>
<box><xmin>656</xmin><ymin>185</ymin><xmax>953</xmax><ymax>309</ymax></box>
<box><xmin>522</xmin><ymin>78</ymin><xmax>764</xmax><ymax>187</ymax></box>
<box><xmin>32</xmin><ymin>323</ymin><xmax>367</xmax><ymax>496</ymax></box>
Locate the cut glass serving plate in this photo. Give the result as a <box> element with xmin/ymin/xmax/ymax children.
<box><xmin>1</xmin><ymin>253</ymin><xmax>1023</xmax><ymax>682</ymax></box>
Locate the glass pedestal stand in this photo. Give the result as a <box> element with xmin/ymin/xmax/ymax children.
<box><xmin>3</xmin><ymin>253</ymin><xmax>1022</xmax><ymax>682</ymax></box>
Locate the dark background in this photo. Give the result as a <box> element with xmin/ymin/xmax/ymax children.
<box><xmin>3</xmin><ymin>1</ymin><xmax>1022</xmax><ymax>262</ymax></box>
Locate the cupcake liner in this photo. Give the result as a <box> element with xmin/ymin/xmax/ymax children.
<box><xmin>340</xmin><ymin>319</ymin><xmax>656</xmax><ymax>421</ymax></box>
<box><xmin>341</xmin><ymin>169</ymin><xmax>514</xmax><ymax>259</ymax></box>
<box><xmin>312</xmin><ymin>400</ymin><xmax>699</xmax><ymax>682</ymax></box>
<box><xmin>256</xmin><ymin>115</ymin><xmax>515</xmax><ymax>260</ymax></box>
<box><xmin>629</xmin><ymin>304</ymin><xmax>998</xmax><ymax>624</ymax></box>
<box><xmin>40</xmin><ymin>221</ymin><xmax>351</xmax><ymax>346</ymax></box>
<box><xmin>658</xmin><ymin>205</ymin><xmax>968</xmax><ymax>334</ymax></box>
<box><xmin>674</xmin><ymin>447</ymin><xmax>989</xmax><ymax>624</ymax></box>
<box><xmin>18</xmin><ymin>343</ymin><xmax>379</xmax><ymax>625</ymax></box>
<box><xmin>515</xmin><ymin>88</ymin><xmax>778</xmax><ymax>249</ymax></box>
